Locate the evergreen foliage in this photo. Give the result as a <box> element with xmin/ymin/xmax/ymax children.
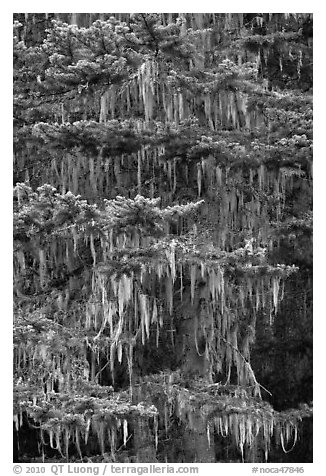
<box><xmin>13</xmin><ymin>13</ymin><xmax>313</xmax><ymax>463</ymax></box>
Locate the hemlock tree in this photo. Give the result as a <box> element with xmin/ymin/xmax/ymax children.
<box><xmin>13</xmin><ymin>13</ymin><xmax>313</xmax><ymax>463</ymax></box>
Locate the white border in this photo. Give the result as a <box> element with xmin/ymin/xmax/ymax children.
<box><xmin>3</xmin><ymin>4</ymin><xmax>323</xmax><ymax>474</ymax></box>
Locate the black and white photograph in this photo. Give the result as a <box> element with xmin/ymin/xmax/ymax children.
<box><xmin>12</xmin><ymin>8</ymin><xmax>313</xmax><ymax>467</ymax></box>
